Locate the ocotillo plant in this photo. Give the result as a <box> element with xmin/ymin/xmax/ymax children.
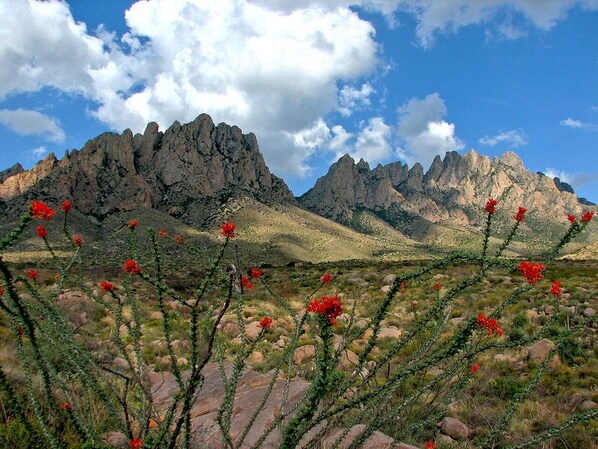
<box><xmin>0</xmin><ymin>200</ymin><xmax>595</xmax><ymax>449</ymax></box>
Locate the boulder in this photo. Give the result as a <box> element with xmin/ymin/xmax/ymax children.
<box><xmin>437</xmin><ymin>417</ymin><xmax>470</xmax><ymax>439</ymax></box>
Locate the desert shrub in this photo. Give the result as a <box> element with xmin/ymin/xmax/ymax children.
<box><xmin>0</xmin><ymin>201</ymin><xmax>596</xmax><ymax>449</ymax></box>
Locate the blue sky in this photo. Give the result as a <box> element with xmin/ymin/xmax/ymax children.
<box><xmin>1</xmin><ymin>0</ymin><xmax>597</xmax><ymax>202</ymax></box>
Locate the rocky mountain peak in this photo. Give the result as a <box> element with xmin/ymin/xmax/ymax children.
<box><xmin>0</xmin><ymin>114</ymin><xmax>294</xmax><ymax>224</ymax></box>
<box><xmin>299</xmin><ymin>150</ymin><xmax>590</xmax><ymax>240</ymax></box>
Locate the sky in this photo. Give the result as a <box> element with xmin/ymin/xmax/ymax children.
<box><xmin>1</xmin><ymin>0</ymin><xmax>597</xmax><ymax>202</ymax></box>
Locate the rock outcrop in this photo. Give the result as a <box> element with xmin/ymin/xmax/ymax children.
<box><xmin>299</xmin><ymin>150</ymin><xmax>591</xmax><ymax>240</ymax></box>
<box><xmin>0</xmin><ymin>114</ymin><xmax>294</xmax><ymax>224</ymax></box>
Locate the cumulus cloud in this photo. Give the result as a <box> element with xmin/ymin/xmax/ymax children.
<box><xmin>0</xmin><ymin>0</ymin><xmax>381</xmax><ymax>178</ymax></box>
<box><xmin>479</xmin><ymin>129</ymin><xmax>527</xmax><ymax>147</ymax></box>
<box><xmin>395</xmin><ymin>93</ymin><xmax>463</xmax><ymax>169</ymax></box>
<box><xmin>544</xmin><ymin>168</ymin><xmax>598</xmax><ymax>189</ymax></box>
<box><xmin>0</xmin><ymin>109</ymin><xmax>65</xmax><ymax>142</ymax></box>
<box><xmin>338</xmin><ymin>83</ymin><xmax>375</xmax><ymax>116</ymax></box>
<box><xmin>30</xmin><ymin>146</ymin><xmax>49</xmax><ymax>161</ymax></box>
<box><xmin>397</xmin><ymin>0</ymin><xmax>598</xmax><ymax>47</ymax></box>
<box><xmin>560</xmin><ymin>117</ymin><xmax>598</xmax><ymax>130</ymax></box>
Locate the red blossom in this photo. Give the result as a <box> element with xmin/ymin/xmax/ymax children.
<box><xmin>26</xmin><ymin>269</ymin><xmax>38</xmax><ymax>280</ymax></box>
<box><xmin>124</xmin><ymin>260</ymin><xmax>141</xmax><ymax>276</ymax></box>
<box><xmin>18</xmin><ymin>325</ymin><xmax>24</xmax><ymax>337</ymax></box>
<box><xmin>514</xmin><ymin>207</ymin><xmax>527</xmax><ymax>222</ymax></box>
<box><xmin>307</xmin><ymin>294</ymin><xmax>343</xmax><ymax>326</ymax></box>
<box><xmin>159</xmin><ymin>229</ymin><xmax>167</xmax><ymax>238</ymax></box>
<box><xmin>36</xmin><ymin>225</ymin><xmax>48</xmax><ymax>239</ymax></box>
<box><xmin>175</xmin><ymin>235</ymin><xmax>184</xmax><ymax>245</ymax></box>
<box><xmin>433</xmin><ymin>282</ymin><xmax>441</xmax><ymax>291</ymax></box>
<box><xmin>62</xmin><ymin>201</ymin><xmax>72</xmax><ymax>213</ymax></box>
<box><xmin>518</xmin><ymin>261</ymin><xmax>547</xmax><ymax>285</ymax></box>
<box><xmin>100</xmin><ymin>281</ymin><xmax>114</xmax><ymax>293</ymax></box>
<box><xmin>400</xmin><ymin>281</ymin><xmax>407</xmax><ymax>294</ymax></box>
<box><xmin>128</xmin><ymin>219</ymin><xmax>138</xmax><ymax>229</ymax></box>
<box><xmin>567</xmin><ymin>214</ymin><xmax>577</xmax><ymax>223</ymax></box>
<box><xmin>73</xmin><ymin>236</ymin><xmax>83</xmax><ymax>246</ymax></box>
<box><xmin>425</xmin><ymin>443</ymin><xmax>435</xmax><ymax>449</ymax></box>
<box><xmin>30</xmin><ymin>201</ymin><xmax>55</xmax><ymax>221</ymax></box>
<box><xmin>59</xmin><ymin>402</ymin><xmax>72</xmax><ymax>411</ymax></box>
<box><xmin>251</xmin><ymin>268</ymin><xmax>262</xmax><ymax>279</ymax></box>
<box><xmin>550</xmin><ymin>280</ymin><xmax>563</xmax><ymax>298</ymax></box>
<box><xmin>411</xmin><ymin>300</ymin><xmax>418</xmax><ymax>308</ymax></box>
<box><xmin>220</xmin><ymin>221</ymin><xmax>236</xmax><ymax>238</ymax></box>
<box><xmin>581</xmin><ymin>211</ymin><xmax>594</xmax><ymax>223</ymax></box>
<box><xmin>259</xmin><ymin>316</ymin><xmax>273</xmax><ymax>329</ymax></box>
<box><xmin>242</xmin><ymin>275</ymin><xmax>254</xmax><ymax>289</ymax></box>
<box><xmin>321</xmin><ymin>273</ymin><xmax>332</xmax><ymax>284</ymax></box>
<box><xmin>476</xmin><ymin>313</ymin><xmax>503</xmax><ymax>336</ymax></box>
<box><xmin>485</xmin><ymin>198</ymin><xmax>498</xmax><ymax>214</ymax></box>
<box><xmin>130</xmin><ymin>438</ymin><xmax>142</xmax><ymax>449</ymax></box>
<box><xmin>0</xmin><ymin>287</ymin><xmax>4</xmax><ymax>297</ymax></box>
<box><xmin>470</xmin><ymin>362</ymin><xmax>480</xmax><ymax>374</ymax></box>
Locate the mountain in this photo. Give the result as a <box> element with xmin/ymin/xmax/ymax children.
<box><xmin>1</xmin><ymin>114</ymin><xmax>595</xmax><ymax>263</ymax></box>
<box><xmin>299</xmin><ymin>151</ymin><xmax>595</xmax><ymax>247</ymax></box>
<box><xmin>0</xmin><ymin>114</ymin><xmax>293</xmax><ymax>225</ymax></box>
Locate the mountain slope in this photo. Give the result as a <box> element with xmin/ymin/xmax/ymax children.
<box><xmin>299</xmin><ymin>151</ymin><xmax>595</xmax><ymax>251</ymax></box>
<box><xmin>0</xmin><ymin>114</ymin><xmax>293</xmax><ymax>225</ymax></box>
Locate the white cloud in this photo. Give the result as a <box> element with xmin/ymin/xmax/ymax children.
<box><xmin>396</xmin><ymin>93</ymin><xmax>463</xmax><ymax>168</ymax></box>
<box><xmin>544</xmin><ymin>168</ymin><xmax>598</xmax><ymax>189</ymax></box>
<box><xmin>350</xmin><ymin>117</ymin><xmax>392</xmax><ymax>162</ymax></box>
<box><xmin>396</xmin><ymin>0</ymin><xmax>598</xmax><ymax>47</ymax></box>
<box><xmin>479</xmin><ymin>129</ymin><xmax>527</xmax><ymax>147</ymax></box>
<box><xmin>0</xmin><ymin>108</ymin><xmax>65</xmax><ymax>142</ymax></box>
<box><xmin>30</xmin><ymin>146</ymin><xmax>49</xmax><ymax>161</ymax></box>
<box><xmin>0</xmin><ymin>0</ymin><xmax>380</xmax><ymax>178</ymax></box>
<box><xmin>560</xmin><ymin>117</ymin><xmax>598</xmax><ymax>130</ymax></box>
<box><xmin>338</xmin><ymin>82</ymin><xmax>375</xmax><ymax>116</ymax></box>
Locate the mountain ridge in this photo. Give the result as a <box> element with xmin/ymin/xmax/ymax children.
<box><xmin>1</xmin><ymin>113</ymin><xmax>595</xmax><ymax>262</ymax></box>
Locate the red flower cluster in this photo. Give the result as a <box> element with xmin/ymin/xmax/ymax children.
<box><xmin>258</xmin><ymin>316</ymin><xmax>273</xmax><ymax>329</ymax></box>
<box><xmin>159</xmin><ymin>229</ymin><xmax>167</xmax><ymax>238</ymax></box>
<box><xmin>476</xmin><ymin>313</ymin><xmax>503</xmax><ymax>336</ymax></box>
<box><xmin>128</xmin><ymin>219</ymin><xmax>138</xmax><ymax>229</ymax></box>
<box><xmin>36</xmin><ymin>225</ymin><xmax>48</xmax><ymax>239</ymax></box>
<box><xmin>550</xmin><ymin>280</ymin><xmax>563</xmax><ymax>298</ymax></box>
<box><xmin>567</xmin><ymin>214</ymin><xmax>577</xmax><ymax>223</ymax></box>
<box><xmin>242</xmin><ymin>275</ymin><xmax>254</xmax><ymax>289</ymax></box>
<box><xmin>100</xmin><ymin>281</ymin><xmax>114</xmax><ymax>293</ymax></box>
<box><xmin>59</xmin><ymin>402</ymin><xmax>72</xmax><ymax>411</ymax></box>
<box><xmin>175</xmin><ymin>235</ymin><xmax>184</xmax><ymax>245</ymax></box>
<box><xmin>470</xmin><ymin>362</ymin><xmax>480</xmax><ymax>374</ymax></box>
<box><xmin>73</xmin><ymin>236</ymin><xmax>83</xmax><ymax>246</ymax></box>
<box><xmin>400</xmin><ymin>281</ymin><xmax>407</xmax><ymax>294</ymax></box>
<box><xmin>581</xmin><ymin>211</ymin><xmax>594</xmax><ymax>223</ymax></box>
<box><xmin>321</xmin><ymin>273</ymin><xmax>331</xmax><ymax>283</ymax></box>
<box><xmin>518</xmin><ymin>261</ymin><xmax>547</xmax><ymax>285</ymax></box>
<box><xmin>30</xmin><ymin>201</ymin><xmax>55</xmax><ymax>221</ymax></box>
<box><xmin>251</xmin><ymin>268</ymin><xmax>262</xmax><ymax>279</ymax></box>
<box><xmin>433</xmin><ymin>282</ymin><xmax>441</xmax><ymax>291</ymax></box>
<box><xmin>220</xmin><ymin>221</ymin><xmax>236</xmax><ymax>238</ymax></box>
<box><xmin>485</xmin><ymin>198</ymin><xmax>498</xmax><ymax>214</ymax></box>
<box><xmin>26</xmin><ymin>269</ymin><xmax>38</xmax><ymax>280</ymax></box>
<box><xmin>514</xmin><ymin>207</ymin><xmax>526</xmax><ymax>222</ymax></box>
<box><xmin>425</xmin><ymin>442</ymin><xmax>435</xmax><ymax>449</ymax></box>
<box><xmin>18</xmin><ymin>325</ymin><xmax>24</xmax><ymax>337</ymax></box>
<box><xmin>62</xmin><ymin>201</ymin><xmax>72</xmax><ymax>213</ymax></box>
<box><xmin>307</xmin><ymin>294</ymin><xmax>343</xmax><ymax>326</ymax></box>
<box><xmin>0</xmin><ymin>287</ymin><xmax>4</xmax><ymax>297</ymax></box>
<box><xmin>130</xmin><ymin>438</ymin><xmax>142</xmax><ymax>449</ymax></box>
<box><xmin>124</xmin><ymin>260</ymin><xmax>141</xmax><ymax>276</ymax></box>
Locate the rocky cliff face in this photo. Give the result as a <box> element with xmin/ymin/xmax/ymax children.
<box><xmin>0</xmin><ymin>114</ymin><xmax>294</xmax><ymax>224</ymax></box>
<box><xmin>300</xmin><ymin>150</ymin><xmax>590</xmax><ymax>239</ymax></box>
